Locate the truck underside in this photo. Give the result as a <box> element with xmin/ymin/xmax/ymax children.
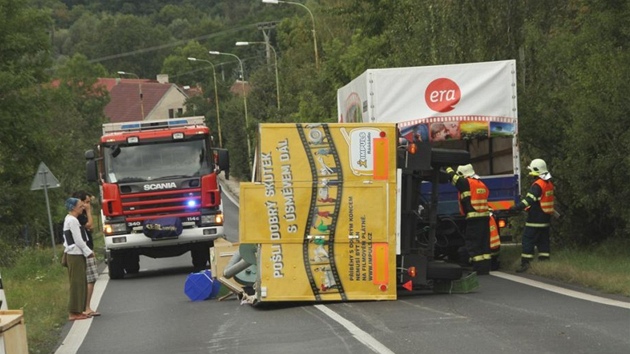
<box><xmin>106</xmin><ymin>241</ymin><xmax>213</xmax><ymax>279</ymax></box>
<box><xmin>395</xmin><ymin>143</ymin><xmax>473</xmax><ymax>291</ymax></box>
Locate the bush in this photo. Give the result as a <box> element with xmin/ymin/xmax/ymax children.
<box><xmin>0</xmin><ymin>239</ymin><xmax>22</xmax><ymax>267</ymax></box>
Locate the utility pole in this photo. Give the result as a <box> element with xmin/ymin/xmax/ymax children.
<box><xmin>257</xmin><ymin>21</ymin><xmax>278</xmax><ymax>67</ymax></box>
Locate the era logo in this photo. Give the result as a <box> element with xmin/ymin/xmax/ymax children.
<box><xmin>425</xmin><ymin>78</ymin><xmax>461</xmax><ymax>113</ymax></box>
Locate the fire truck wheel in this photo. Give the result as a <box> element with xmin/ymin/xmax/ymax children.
<box><xmin>191</xmin><ymin>247</ymin><xmax>210</xmax><ymax>271</ymax></box>
<box><xmin>426</xmin><ymin>261</ymin><xmax>462</xmax><ymax>281</ymax></box>
<box><xmin>108</xmin><ymin>256</ymin><xmax>125</xmax><ymax>279</ymax></box>
<box><xmin>124</xmin><ymin>254</ymin><xmax>140</xmax><ymax>274</ymax></box>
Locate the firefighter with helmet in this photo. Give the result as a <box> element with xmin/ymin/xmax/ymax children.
<box><xmin>445</xmin><ymin>164</ymin><xmax>492</xmax><ymax>275</ymax></box>
<box><xmin>510</xmin><ymin>158</ymin><xmax>555</xmax><ymax>273</ymax></box>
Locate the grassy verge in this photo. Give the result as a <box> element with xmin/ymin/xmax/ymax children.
<box><xmin>2</xmin><ymin>247</ymin><xmax>69</xmax><ymax>354</ymax></box>
<box><xmin>499</xmin><ymin>237</ymin><xmax>630</xmax><ymax>297</ymax></box>
<box><xmin>2</xmin><ymin>237</ymin><xmax>628</xmax><ymax>353</ymax></box>
<box><xmin>1</xmin><ymin>233</ymin><xmax>105</xmax><ymax>354</ymax></box>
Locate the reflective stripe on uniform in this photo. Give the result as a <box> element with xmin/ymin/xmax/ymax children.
<box><xmin>471</xmin><ymin>200</ymin><xmax>489</xmax><ymax>212</ymax></box>
<box><xmin>521</xmin><ymin>253</ymin><xmax>535</xmax><ymax>259</ymax></box>
<box><xmin>525</xmin><ymin>222</ymin><xmax>550</xmax><ymax>227</ymax></box>
<box><xmin>466</xmin><ymin>211</ymin><xmax>490</xmax><ymax>218</ymax></box>
<box><xmin>540</xmin><ymin>201</ymin><xmax>554</xmax><ymax>213</ymax></box>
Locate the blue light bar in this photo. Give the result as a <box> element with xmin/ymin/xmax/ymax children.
<box><xmin>169</xmin><ymin>119</ymin><xmax>188</xmax><ymax>127</ymax></box>
<box><xmin>102</xmin><ymin>116</ymin><xmax>206</xmax><ymax>134</ymax></box>
<box><xmin>120</xmin><ymin>123</ymin><xmax>141</xmax><ymax>130</ymax></box>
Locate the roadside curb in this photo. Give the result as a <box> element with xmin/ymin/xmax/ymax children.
<box><xmin>218</xmin><ymin>175</ymin><xmax>240</xmax><ymax>202</ymax></box>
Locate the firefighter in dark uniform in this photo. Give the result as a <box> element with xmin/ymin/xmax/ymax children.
<box><xmin>446</xmin><ymin>164</ymin><xmax>492</xmax><ymax>275</ymax></box>
<box><xmin>510</xmin><ymin>158</ymin><xmax>555</xmax><ymax>273</ymax></box>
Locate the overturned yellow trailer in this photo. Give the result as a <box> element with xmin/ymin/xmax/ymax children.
<box><xmin>233</xmin><ymin>123</ymin><xmax>476</xmax><ymax>303</ymax></box>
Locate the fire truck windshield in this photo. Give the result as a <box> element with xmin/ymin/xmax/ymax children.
<box><xmin>104</xmin><ymin>139</ymin><xmax>210</xmax><ymax>183</ymax></box>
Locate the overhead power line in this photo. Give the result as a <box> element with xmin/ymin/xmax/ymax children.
<box><xmin>87</xmin><ymin>23</ymin><xmax>263</xmax><ymax>63</ymax></box>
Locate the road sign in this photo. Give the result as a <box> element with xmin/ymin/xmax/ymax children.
<box><xmin>30</xmin><ymin>162</ymin><xmax>60</xmax><ymax>191</ymax></box>
<box><xmin>30</xmin><ymin>162</ymin><xmax>61</xmax><ymax>262</ymax></box>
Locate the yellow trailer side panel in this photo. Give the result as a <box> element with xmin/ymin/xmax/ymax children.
<box><xmin>257</xmin><ymin>243</ymin><xmax>396</xmax><ymax>301</ymax></box>
<box><xmin>255</xmin><ymin>123</ymin><xmax>397</xmax><ymax>184</ymax></box>
<box><xmin>239</xmin><ymin>182</ymin><xmax>391</xmax><ymax>244</ymax></box>
<box><xmin>239</xmin><ymin>123</ymin><xmax>399</xmax><ymax>302</ymax></box>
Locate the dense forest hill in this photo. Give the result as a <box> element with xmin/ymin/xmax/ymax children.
<box><xmin>1</xmin><ymin>0</ymin><xmax>628</xmax><ymax>262</ymax></box>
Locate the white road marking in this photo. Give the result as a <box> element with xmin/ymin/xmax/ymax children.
<box><xmin>315</xmin><ymin>305</ymin><xmax>396</xmax><ymax>354</ymax></box>
<box><xmin>219</xmin><ymin>180</ymin><xmax>239</xmax><ymax>207</ymax></box>
<box><xmin>491</xmin><ymin>271</ymin><xmax>630</xmax><ymax>309</ymax></box>
<box><xmin>55</xmin><ymin>271</ymin><xmax>110</xmax><ymax>354</ymax></box>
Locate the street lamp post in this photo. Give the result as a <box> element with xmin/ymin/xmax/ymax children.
<box><xmin>117</xmin><ymin>71</ymin><xmax>145</xmax><ymax>119</ymax></box>
<box><xmin>187</xmin><ymin>57</ymin><xmax>223</xmax><ymax>147</ymax></box>
<box><xmin>235</xmin><ymin>41</ymin><xmax>280</xmax><ymax>109</ymax></box>
<box><xmin>262</xmin><ymin>0</ymin><xmax>318</xmax><ymax>70</ymax></box>
<box><xmin>208</xmin><ymin>50</ymin><xmax>252</xmax><ymax>168</ymax></box>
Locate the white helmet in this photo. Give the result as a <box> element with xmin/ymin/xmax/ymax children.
<box><xmin>527</xmin><ymin>158</ymin><xmax>548</xmax><ymax>176</ymax></box>
<box><xmin>456</xmin><ymin>164</ymin><xmax>475</xmax><ymax>178</ymax></box>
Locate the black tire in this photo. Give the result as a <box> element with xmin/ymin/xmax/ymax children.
<box><xmin>430</xmin><ymin>148</ymin><xmax>470</xmax><ymax>167</ymax></box>
<box><xmin>108</xmin><ymin>256</ymin><xmax>125</xmax><ymax>279</ymax></box>
<box><xmin>191</xmin><ymin>247</ymin><xmax>210</xmax><ymax>271</ymax></box>
<box><xmin>427</xmin><ymin>261</ymin><xmax>463</xmax><ymax>280</ymax></box>
<box><xmin>124</xmin><ymin>253</ymin><xmax>140</xmax><ymax>274</ymax></box>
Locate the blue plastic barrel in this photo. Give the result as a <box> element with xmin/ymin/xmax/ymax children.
<box><xmin>185</xmin><ymin>270</ymin><xmax>218</xmax><ymax>301</ymax></box>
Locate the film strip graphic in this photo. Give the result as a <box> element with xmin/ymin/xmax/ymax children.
<box><xmin>297</xmin><ymin>123</ymin><xmax>347</xmax><ymax>301</ymax></box>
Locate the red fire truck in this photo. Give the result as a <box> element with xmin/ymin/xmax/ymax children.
<box><xmin>85</xmin><ymin>116</ymin><xmax>229</xmax><ymax>279</ymax></box>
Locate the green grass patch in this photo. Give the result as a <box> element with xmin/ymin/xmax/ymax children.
<box><xmin>498</xmin><ymin>238</ymin><xmax>630</xmax><ymax>297</ymax></box>
<box><xmin>2</xmin><ymin>247</ymin><xmax>69</xmax><ymax>354</ymax></box>
<box><xmin>529</xmin><ymin>238</ymin><xmax>630</xmax><ymax>297</ymax></box>
<box><xmin>1</xmin><ymin>232</ymin><xmax>105</xmax><ymax>354</ymax></box>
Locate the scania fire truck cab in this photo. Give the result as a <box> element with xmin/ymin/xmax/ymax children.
<box><xmin>85</xmin><ymin>116</ymin><xmax>229</xmax><ymax>279</ymax></box>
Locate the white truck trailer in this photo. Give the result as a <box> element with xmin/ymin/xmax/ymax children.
<box><xmin>337</xmin><ymin>60</ymin><xmax>520</xmax><ymax>261</ymax></box>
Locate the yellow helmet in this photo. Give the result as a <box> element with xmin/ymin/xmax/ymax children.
<box><xmin>527</xmin><ymin>158</ymin><xmax>548</xmax><ymax>176</ymax></box>
<box><xmin>456</xmin><ymin>164</ymin><xmax>475</xmax><ymax>178</ymax></box>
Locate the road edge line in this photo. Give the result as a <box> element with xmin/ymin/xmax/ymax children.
<box><xmin>315</xmin><ymin>304</ymin><xmax>396</xmax><ymax>354</ymax></box>
<box><xmin>491</xmin><ymin>271</ymin><xmax>630</xmax><ymax>309</ymax></box>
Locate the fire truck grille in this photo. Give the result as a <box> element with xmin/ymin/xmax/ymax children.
<box><xmin>120</xmin><ymin>188</ymin><xmax>202</xmax><ymax>221</ymax></box>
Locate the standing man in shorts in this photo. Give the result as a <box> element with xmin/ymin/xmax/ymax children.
<box><xmin>73</xmin><ymin>191</ymin><xmax>101</xmax><ymax>317</ymax></box>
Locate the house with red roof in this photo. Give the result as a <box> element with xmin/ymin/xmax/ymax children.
<box><xmin>102</xmin><ymin>74</ymin><xmax>190</xmax><ymax>123</ymax></box>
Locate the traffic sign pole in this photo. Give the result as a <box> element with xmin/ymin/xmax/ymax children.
<box><xmin>43</xmin><ymin>173</ymin><xmax>57</xmax><ymax>262</ymax></box>
<box><xmin>30</xmin><ymin>162</ymin><xmax>61</xmax><ymax>263</ymax></box>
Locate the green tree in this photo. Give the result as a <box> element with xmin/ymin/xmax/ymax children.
<box><xmin>52</xmin><ymin>53</ymin><xmax>109</xmax><ymax>191</ymax></box>
<box><xmin>544</xmin><ymin>1</ymin><xmax>630</xmax><ymax>243</ymax></box>
<box><xmin>0</xmin><ymin>0</ymin><xmax>54</xmax><ymax>249</ymax></box>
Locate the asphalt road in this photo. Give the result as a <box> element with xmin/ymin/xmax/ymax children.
<box><xmin>54</xmin><ymin>183</ymin><xmax>630</xmax><ymax>354</ymax></box>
